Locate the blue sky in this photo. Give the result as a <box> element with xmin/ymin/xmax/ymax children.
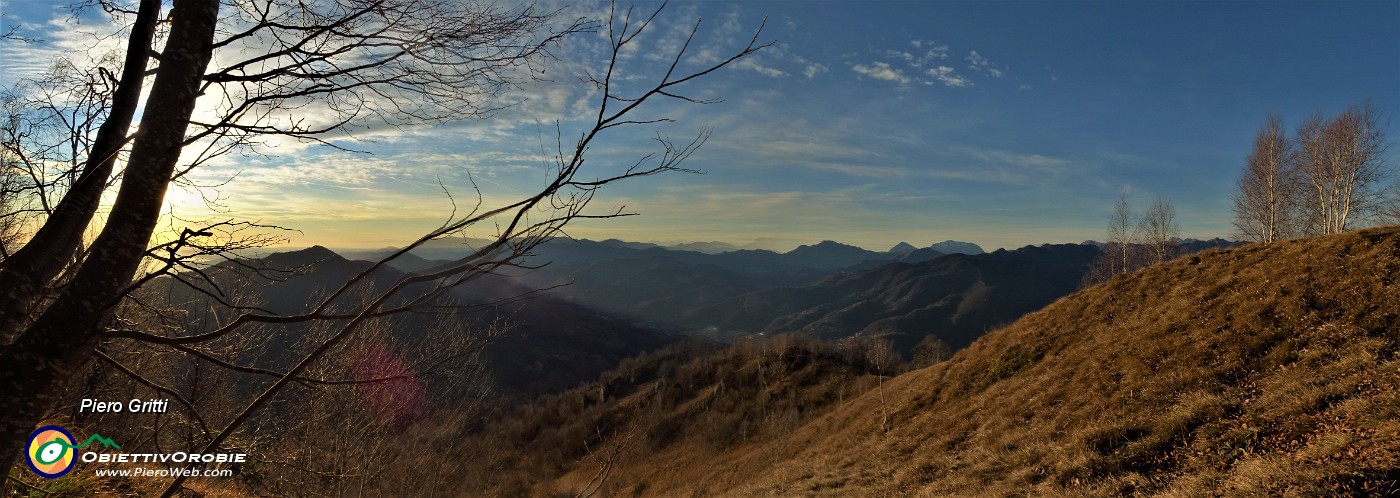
<box><xmin>1</xmin><ymin>1</ymin><xmax>1397</xmax><ymax>251</ymax></box>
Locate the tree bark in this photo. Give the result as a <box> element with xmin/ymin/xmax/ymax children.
<box><xmin>0</xmin><ymin>0</ymin><xmax>161</xmax><ymax>342</ymax></box>
<box><xmin>0</xmin><ymin>0</ymin><xmax>219</xmax><ymax>482</ymax></box>
<box><xmin>1233</xmin><ymin>114</ymin><xmax>1294</xmax><ymax>243</ymax></box>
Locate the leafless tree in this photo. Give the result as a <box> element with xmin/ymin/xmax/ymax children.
<box><xmin>574</xmin><ymin>421</ymin><xmax>638</xmax><ymax>498</ymax></box>
<box><xmin>1138</xmin><ymin>197</ymin><xmax>1179</xmax><ymax>265</ymax></box>
<box><xmin>0</xmin><ymin>157</ymin><xmax>23</xmax><ymax>258</ymax></box>
<box><xmin>1382</xmin><ymin>182</ymin><xmax>1400</xmax><ymax>225</ymax></box>
<box><xmin>863</xmin><ymin>338</ymin><xmax>896</xmax><ymax>434</ymax></box>
<box><xmin>1084</xmin><ymin>195</ymin><xmax>1179</xmax><ymax>286</ymax></box>
<box><xmin>1084</xmin><ymin>196</ymin><xmax>1134</xmax><ymax>286</ymax></box>
<box><xmin>910</xmin><ymin>334</ymin><xmax>952</xmax><ymax>369</ymax></box>
<box><xmin>0</xmin><ymin>1</ymin><xmax>769</xmax><ymax>493</ymax></box>
<box><xmin>1107</xmin><ymin>195</ymin><xmax>1134</xmax><ymax>274</ymax></box>
<box><xmin>1295</xmin><ymin>102</ymin><xmax>1390</xmax><ymax>235</ymax></box>
<box><xmin>0</xmin><ymin>53</ymin><xmax>124</xmax><ymax>264</ymax></box>
<box><xmin>1233</xmin><ymin>114</ymin><xmax>1298</xmax><ymax>243</ymax></box>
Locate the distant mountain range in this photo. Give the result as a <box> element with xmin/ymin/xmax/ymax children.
<box><xmin>342</xmin><ymin>237</ymin><xmax>986</xmax><ymax>262</ymax></box>
<box><xmin>336</xmin><ymin>237</ymin><xmax>1085</xmax><ymax>358</ymax></box>
<box><xmin>664</xmin><ymin>241</ymin><xmax>741</xmax><ymax>254</ymax></box>
<box><xmin>153</xmin><ymin>233</ymin><xmax>1245</xmax><ymax>403</ymax></box>
<box><xmin>1078</xmin><ymin>237</ymin><xmax>1239</xmax><ymax>253</ymax></box>
<box><xmin>150</xmin><ymin>246</ymin><xmax>673</xmax><ymax>397</ymax></box>
<box><xmin>340</xmin><ymin>238</ymin><xmax>996</xmax><ymax>333</ymax></box>
<box><xmin>680</xmin><ymin>243</ymin><xmax>1099</xmax><ymax>353</ymax></box>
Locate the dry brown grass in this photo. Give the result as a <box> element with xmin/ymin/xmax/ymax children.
<box><xmin>444</xmin><ymin>336</ymin><xmax>895</xmax><ymax>496</ymax></box>
<box><xmin>517</xmin><ymin>226</ymin><xmax>1400</xmax><ymax>497</ymax></box>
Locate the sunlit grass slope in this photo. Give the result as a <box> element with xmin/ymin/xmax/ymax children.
<box><xmin>720</xmin><ymin>226</ymin><xmax>1400</xmax><ymax>496</ymax></box>
<box><xmin>541</xmin><ymin>227</ymin><xmax>1400</xmax><ymax>497</ymax></box>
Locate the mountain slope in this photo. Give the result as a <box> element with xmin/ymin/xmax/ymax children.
<box><xmin>782</xmin><ymin>240</ymin><xmax>889</xmax><ymax>269</ymax></box>
<box><xmin>929</xmin><ymin>239</ymin><xmax>985</xmax><ymax>255</ymax></box>
<box><xmin>667</xmin><ymin>241</ymin><xmax>741</xmax><ymax>253</ymax></box>
<box><xmin>157</xmin><ymin>247</ymin><xmax>672</xmax><ymax>397</ymax></box>
<box><xmin>529</xmin><ymin>227</ymin><xmax>1400</xmax><ymax>496</ymax></box>
<box><xmin>510</xmin><ymin>254</ymin><xmax>774</xmax><ymax>330</ymax></box>
<box><xmin>888</xmin><ymin>241</ymin><xmax>918</xmax><ymax>254</ymax></box>
<box><xmin>689</xmin><ymin>243</ymin><xmax>1099</xmax><ymax>353</ymax></box>
<box><xmin>499</xmin><ymin>239</ymin><xmax>898</xmax><ymax>328</ymax></box>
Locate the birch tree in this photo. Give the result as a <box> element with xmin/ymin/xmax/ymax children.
<box><xmin>1138</xmin><ymin>197</ymin><xmax>1179</xmax><ymax>265</ymax></box>
<box><xmin>1107</xmin><ymin>194</ymin><xmax>1135</xmax><ymax>274</ymax></box>
<box><xmin>1295</xmin><ymin>102</ymin><xmax>1389</xmax><ymax>235</ymax></box>
<box><xmin>1233</xmin><ymin>114</ymin><xmax>1297</xmax><ymax>242</ymax></box>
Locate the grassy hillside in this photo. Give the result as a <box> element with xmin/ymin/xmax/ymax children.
<box><xmin>526</xmin><ymin>227</ymin><xmax>1400</xmax><ymax>496</ymax></box>
<box><xmin>453</xmin><ymin>337</ymin><xmax>894</xmax><ymax>496</ymax></box>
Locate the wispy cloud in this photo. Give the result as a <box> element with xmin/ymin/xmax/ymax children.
<box><xmin>852</xmin><ymin>61</ymin><xmax>910</xmax><ymax>84</ymax></box>
<box><xmin>0</xmin><ymin>15</ymin><xmax>129</xmax><ymax>82</ymax></box>
<box><xmin>884</xmin><ymin>50</ymin><xmax>915</xmax><ymax>65</ymax></box>
<box><xmin>888</xmin><ymin>43</ymin><xmax>950</xmax><ymax>67</ymax></box>
<box><xmin>735</xmin><ymin>57</ymin><xmax>786</xmax><ymax>78</ymax></box>
<box><xmin>854</xmin><ymin>39</ymin><xmax>977</xmax><ymax>88</ymax></box>
<box><xmin>925</xmin><ymin>66</ymin><xmax>971</xmax><ymax>87</ymax></box>
<box><xmin>961</xmin><ymin>147</ymin><xmax>1071</xmax><ymax>172</ymax></box>
<box><xmin>737</xmin><ymin>136</ymin><xmax>904</xmax><ymax>177</ymax></box>
<box><xmin>793</xmin><ymin>55</ymin><xmax>828</xmax><ymax>79</ymax></box>
<box><xmin>965</xmin><ymin>50</ymin><xmax>1006</xmax><ymax>77</ymax></box>
<box><xmin>911</xmin><ymin>146</ymin><xmax>1087</xmax><ymax>188</ymax></box>
<box><xmin>580</xmin><ymin>183</ymin><xmax>917</xmax><ymax>248</ymax></box>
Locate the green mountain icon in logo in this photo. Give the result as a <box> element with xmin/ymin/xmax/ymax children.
<box><xmin>71</xmin><ymin>434</ymin><xmax>121</xmax><ymax>450</ymax></box>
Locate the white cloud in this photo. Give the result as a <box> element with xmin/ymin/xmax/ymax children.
<box><xmin>642</xmin><ymin>4</ymin><xmax>703</xmax><ymax>63</ymax></box>
<box><xmin>178</xmin><ymin>144</ymin><xmax>558</xmax><ymax>224</ymax></box>
<box><xmin>919</xmin><ymin>46</ymin><xmax>951</xmax><ymax>63</ymax></box>
<box><xmin>924</xmin><ymin>66</ymin><xmax>971</xmax><ymax>88</ymax></box>
<box><xmin>735</xmin><ymin>57</ymin><xmax>785</xmax><ymax>78</ymax></box>
<box><xmin>914</xmin><ymin>47</ymin><xmax>950</xmax><ymax>67</ymax></box>
<box><xmin>957</xmin><ymin>146</ymin><xmax>1072</xmax><ymax>175</ymax></box>
<box><xmin>0</xmin><ymin>16</ymin><xmax>128</xmax><ymax>83</ymax></box>
<box><xmin>852</xmin><ymin>61</ymin><xmax>910</xmax><ymax>84</ymax></box>
<box><xmin>857</xmin><ymin>40</ymin><xmax>968</xmax><ymax>88</ymax></box>
<box><xmin>887</xmin><ymin>44</ymin><xmax>949</xmax><ymax>68</ymax></box>
<box><xmin>803</xmin><ymin>63</ymin><xmax>829</xmax><ymax>79</ymax></box>
<box><xmin>965</xmin><ymin>50</ymin><xmax>1005</xmax><ymax>78</ymax></box>
<box><xmin>885</xmin><ymin>50</ymin><xmax>915</xmax><ymax>64</ymax></box>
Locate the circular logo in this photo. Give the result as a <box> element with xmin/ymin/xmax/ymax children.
<box><xmin>26</xmin><ymin>426</ymin><xmax>77</xmax><ymax>479</ymax></box>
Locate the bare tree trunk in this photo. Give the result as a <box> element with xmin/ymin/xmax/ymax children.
<box><xmin>1295</xmin><ymin>103</ymin><xmax>1389</xmax><ymax>236</ymax></box>
<box><xmin>0</xmin><ymin>0</ymin><xmax>160</xmax><ymax>341</ymax></box>
<box><xmin>1108</xmin><ymin>195</ymin><xmax>1133</xmax><ymax>274</ymax></box>
<box><xmin>1139</xmin><ymin>198</ymin><xmax>1179</xmax><ymax>264</ymax></box>
<box><xmin>0</xmin><ymin>0</ymin><xmax>219</xmax><ymax>478</ymax></box>
<box><xmin>1233</xmin><ymin>114</ymin><xmax>1297</xmax><ymax>243</ymax></box>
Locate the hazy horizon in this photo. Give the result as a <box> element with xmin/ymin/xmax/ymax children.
<box><xmin>318</xmin><ymin>233</ymin><xmax>1236</xmax><ymax>256</ymax></box>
